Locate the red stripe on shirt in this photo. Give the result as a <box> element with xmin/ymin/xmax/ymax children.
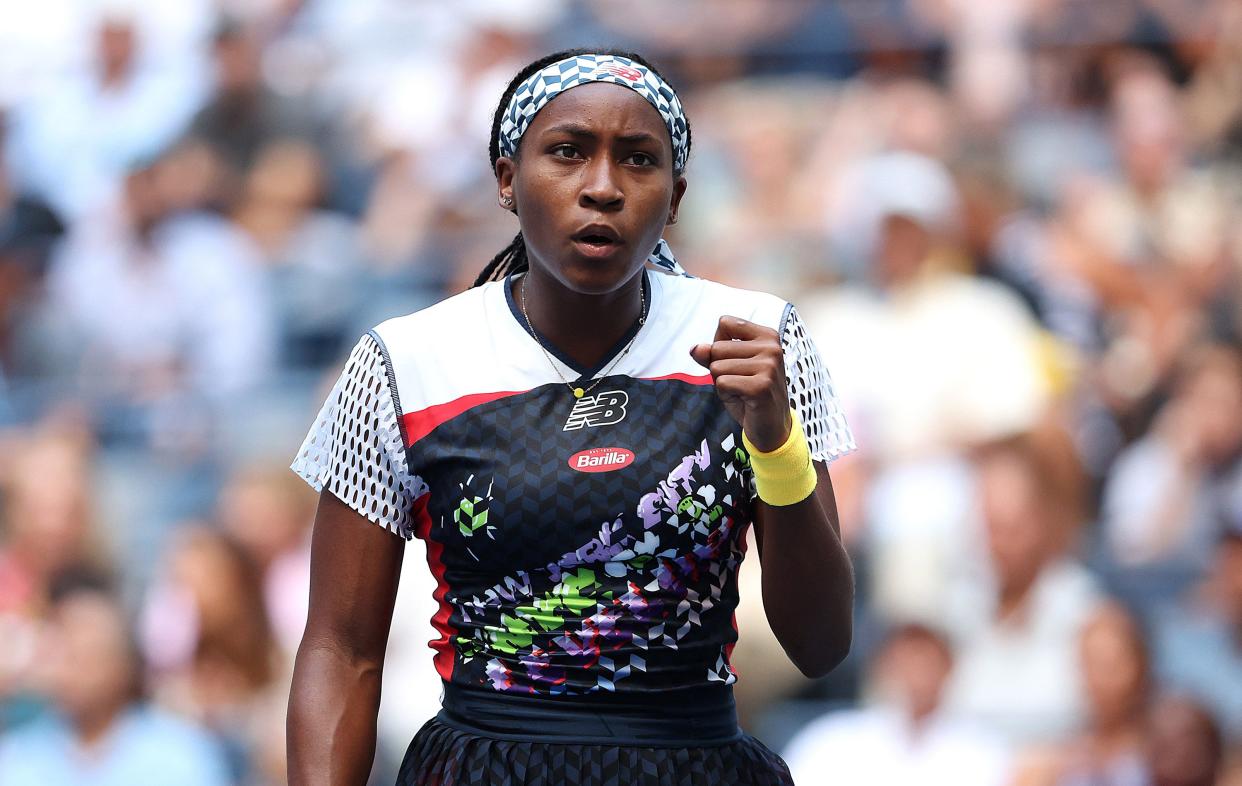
<box><xmin>401</xmin><ymin>390</ymin><xmax>528</xmax><ymax>447</ymax></box>
<box><xmin>412</xmin><ymin>492</ymin><xmax>455</xmax><ymax>682</ymax></box>
<box><xmin>640</xmin><ymin>372</ymin><xmax>714</xmax><ymax>385</ymax></box>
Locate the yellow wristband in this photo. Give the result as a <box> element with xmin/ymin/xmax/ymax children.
<box><xmin>742</xmin><ymin>409</ymin><xmax>817</xmax><ymax>506</ymax></box>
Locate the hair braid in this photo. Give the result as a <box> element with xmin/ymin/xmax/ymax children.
<box><xmin>472</xmin><ymin>48</ymin><xmax>691</xmax><ymax>288</ymax></box>
<box><xmin>471</xmin><ymin>232</ymin><xmax>528</xmax><ymax>288</ymax></box>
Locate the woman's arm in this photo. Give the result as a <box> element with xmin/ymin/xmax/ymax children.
<box><xmin>691</xmin><ymin>315</ymin><xmax>854</xmax><ymax>679</ymax></box>
<box><xmin>753</xmin><ymin>464</ymin><xmax>853</xmax><ymax>677</ymax></box>
<box><xmin>288</xmin><ymin>490</ymin><xmax>405</xmax><ymax>786</ymax></box>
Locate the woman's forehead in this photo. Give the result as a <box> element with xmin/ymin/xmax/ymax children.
<box><xmin>523</xmin><ymin>82</ymin><xmax>670</xmax><ymax>143</ymax></box>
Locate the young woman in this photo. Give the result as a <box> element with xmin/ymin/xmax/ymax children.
<box><xmin>287</xmin><ymin>49</ymin><xmax>856</xmax><ymax>786</ymax></box>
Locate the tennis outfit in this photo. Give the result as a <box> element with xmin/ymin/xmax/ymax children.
<box><xmin>292</xmin><ymin>269</ymin><xmax>855</xmax><ymax>785</ymax></box>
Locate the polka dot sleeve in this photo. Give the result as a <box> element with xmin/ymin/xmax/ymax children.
<box><xmin>780</xmin><ymin>305</ymin><xmax>856</xmax><ymax>465</ymax></box>
<box><xmin>290</xmin><ymin>334</ymin><xmax>425</xmax><ymax>539</ymax></box>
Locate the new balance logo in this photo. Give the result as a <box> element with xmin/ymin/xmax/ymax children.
<box><xmin>563</xmin><ymin>390</ymin><xmax>628</xmax><ymax>431</ymax></box>
<box><xmin>601</xmin><ymin>64</ymin><xmax>643</xmax><ymax>82</ymax></box>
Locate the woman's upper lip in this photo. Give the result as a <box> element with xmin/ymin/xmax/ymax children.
<box><xmin>572</xmin><ymin>224</ymin><xmax>622</xmax><ymax>243</ymax></box>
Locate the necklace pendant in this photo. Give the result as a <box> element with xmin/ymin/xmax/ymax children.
<box><xmin>573</xmin><ymin>387</ymin><xmax>585</xmax><ymax>398</ymax></box>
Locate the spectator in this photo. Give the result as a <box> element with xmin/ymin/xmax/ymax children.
<box><xmin>215</xmin><ymin>462</ymin><xmax>315</xmax><ymax>654</ymax></box>
<box><xmin>3</xmin><ymin>9</ymin><xmax>207</xmax><ymax>219</ymax></box>
<box><xmin>0</xmin><ymin>181</ymin><xmax>63</xmax><ymax>414</ymax></box>
<box><xmin>1061</xmin><ymin>603</ymin><xmax>1153</xmax><ymax>784</ymax></box>
<box><xmin>232</xmin><ymin>138</ymin><xmax>364</xmax><ymax>368</ymax></box>
<box><xmin>140</xmin><ymin>527</ymin><xmax>280</xmax><ymax>780</ymax></box>
<box><xmin>581</xmin><ymin>0</ymin><xmax>807</xmax><ymax>62</ymax></box>
<box><xmin>1050</xmin><ymin>58</ymin><xmax>1229</xmax><ymax>417</ymax></box>
<box><xmin>0</xmin><ymin>578</ymin><xmax>229</xmax><ymax>786</ymax></box>
<box><xmin>1015</xmin><ymin>601</ymin><xmax>1153</xmax><ymax>786</ymax></box>
<box><xmin>184</xmin><ymin>19</ymin><xmax>325</xmax><ymax>201</ymax></box>
<box><xmin>1101</xmin><ymin>345</ymin><xmax>1242</xmax><ymax>599</ymax></box>
<box><xmin>44</xmin><ymin>156</ymin><xmax>274</xmax><ymax>442</ymax></box>
<box><xmin>0</xmin><ymin>425</ymin><xmax>100</xmax><ymax>603</ymax></box>
<box><xmin>1145</xmin><ymin>695</ymin><xmax>1225</xmax><ymax>786</ymax></box>
<box><xmin>1152</xmin><ymin>520</ymin><xmax>1242</xmax><ymax>741</ymax></box>
<box><xmin>800</xmin><ymin>151</ymin><xmax>1058</xmax><ymax>633</ymax></box>
<box><xmin>943</xmin><ymin>437</ymin><xmax>1102</xmax><ymax>745</ymax></box>
<box><xmin>783</xmin><ymin>622</ymin><xmax>1011</xmax><ymax>786</ymax></box>
<box><xmin>804</xmin><ymin>150</ymin><xmax>1052</xmax><ymax>461</ymax></box>
<box><xmin>0</xmin><ymin>425</ymin><xmax>105</xmax><ymax>725</ymax></box>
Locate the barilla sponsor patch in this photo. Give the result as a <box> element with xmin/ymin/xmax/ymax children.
<box><xmin>568</xmin><ymin>447</ymin><xmax>635</xmax><ymax>473</ymax></box>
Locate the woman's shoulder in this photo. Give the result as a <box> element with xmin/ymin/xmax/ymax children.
<box><xmin>654</xmin><ymin>271</ymin><xmax>791</xmax><ymax>332</ymax></box>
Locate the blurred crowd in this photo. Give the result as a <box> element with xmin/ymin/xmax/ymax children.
<box><xmin>0</xmin><ymin>0</ymin><xmax>1241</xmax><ymax>784</ymax></box>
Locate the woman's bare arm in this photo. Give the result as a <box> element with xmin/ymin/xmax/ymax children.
<box><xmin>753</xmin><ymin>463</ymin><xmax>854</xmax><ymax>677</ymax></box>
<box><xmin>288</xmin><ymin>490</ymin><xmax>405</xmax><ymax>786</ymax></box>
<box><xmin>690</xmin><ymin>315</ymin><xmax>854</xmax><ymax>679</ymax></box>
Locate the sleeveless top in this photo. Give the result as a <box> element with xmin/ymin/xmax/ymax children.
<box><xmin>292</xmin><ymin>270</ymin><xmax>854</xmax><ymax>699</ymax></box>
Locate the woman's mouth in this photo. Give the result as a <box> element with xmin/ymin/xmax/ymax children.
<box><xmin>571</xmin><ymin>226</ymin><xmax>624</xmax><ymax>258</ymax></box>
<box><xmin>572</xmin><ymin>238</ymin><xmax>620</xmax><ymax>259</ymax></box>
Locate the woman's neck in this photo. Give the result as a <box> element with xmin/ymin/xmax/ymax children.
<box><xmin>516</xmin><ymin>267</ymin><xmax>645</xmax><ymax>370</ymax></box>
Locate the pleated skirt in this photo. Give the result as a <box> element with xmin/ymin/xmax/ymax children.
<box><xmin>396</xmin><ymin>717</ymin><xmax>795</xmax><ymax>786</ymax></box>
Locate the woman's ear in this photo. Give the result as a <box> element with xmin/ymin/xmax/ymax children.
<box><xmin>667</xmin><ymin>176</ymin><xmax>688</xmax><ymax>225</ymax></box>
<box><xmin>495</xmin><ymin>157</ymin><xmax>517</xmax><ymax>212</ymax></box>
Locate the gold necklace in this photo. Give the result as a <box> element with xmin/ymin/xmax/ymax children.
<box><xmin>519</xmin><ymin>275</ymin><xmax>646</xmax><ymax>399</ymax></box>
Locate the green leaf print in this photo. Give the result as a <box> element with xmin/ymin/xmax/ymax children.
<box><xmin>454</xmin><ymin>496</ymin><xmax>489</xmax><ymax>536</ymax></box>
<box><xmin>514</xmin><ymin>602</ymin><xmax>565</xmax><ymax>632</ymax></box>
<box><xmin>554</xmin><ymin>568</ymin><xmax>599</xmax><ymax>614</ymax></box>
<box><xmin>676</xmin><ymin>496</ymin><xmax>704</xmax><ymax>519</ymax></box>
<box><xmin>512</xmin><ymin>568</ymin><xmax>603</xmax><ymax>632</ymax></box>
<box><xmin>456</xmin><ymin>635</ymin><xmax>480</xmax><ymax>660</ymax></box>
<box><xmin>489</xmin><ymin>614</ymin><xmax>534</xmax><ymax>655</ymax></box>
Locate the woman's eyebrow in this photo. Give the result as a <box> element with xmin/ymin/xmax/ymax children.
<box><xmin>540</xmin><ymin>123</ymin><xmax>664</xmax><ymax>146</ymax></box>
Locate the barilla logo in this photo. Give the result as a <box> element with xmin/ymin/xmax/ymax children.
<box><xmin>568</xmin><ymin>447</ymin><xmax>635</xmax><ymax>473</ymax></box>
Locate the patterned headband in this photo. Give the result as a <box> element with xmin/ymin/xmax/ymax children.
<box><xmin>498</xmin><ymin>53</ymin><xmax>691</xmax><ymax>276</ymax></box>
<box><xmin>498</xmin><ymin>53</ymin><xmax>690</xmax><ymax>173</ymax></box>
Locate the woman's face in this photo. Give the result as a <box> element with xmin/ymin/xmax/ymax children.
<box><xmin>979</xmin><ymin>451</ymin><xmax>1047</xmax><ymax>590</ymax></box>
<box><xmin>496</xmin><ymin>82</ymin><xmax>687</xmax><ymax>295</ymax></box>
<box><xmin>1080</xmin><ymin>605</ymin><xmax>1148</xmax><ymax>727</ymax></box>
<box><xmin>1147</xmin><ymin>697</ymin><xmax>1221</xmax><ymax>786</ymax></box>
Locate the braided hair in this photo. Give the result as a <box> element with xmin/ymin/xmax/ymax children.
<box><xmin>472</xmin><ymin>48</ymin><xmax>692</xmax><ymax>288</ymax></box>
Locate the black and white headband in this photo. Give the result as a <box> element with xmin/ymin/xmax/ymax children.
<box><xmin>498</xmin><ymin>53</ymin><xmax>690</xmax><ymax>276</ymax></box>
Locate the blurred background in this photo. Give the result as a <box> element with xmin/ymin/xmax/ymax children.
<box><xmin>0</xmin><ymin>0</ymin><xmax>1240</xmax><ymax>783</ymax></box>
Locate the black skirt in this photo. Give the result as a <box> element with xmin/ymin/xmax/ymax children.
<box><xmin>396</xmin><ymin>718</ymin><xmax>794</xmax><ymax>786</ymax></box>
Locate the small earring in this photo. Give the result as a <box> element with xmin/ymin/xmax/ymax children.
<box><xmin>501</xmin><ymin>195</ymin><xmax>513</xmax><ymax>207</ymax></box>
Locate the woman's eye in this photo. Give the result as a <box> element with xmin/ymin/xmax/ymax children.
<box><xmin>551</xmin><ymin>145</ymin><xmax>581</xmax><ymax>159</ymax></box>
<box><xmin>628</xmin><ymin>152</ymin><xmax>657</xmax><ymax>166</ymax></box>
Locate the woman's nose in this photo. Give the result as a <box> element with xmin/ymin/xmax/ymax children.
<box><xmin>579</xmin><ymin>159</ymin><xmax>624</xmax><ymax>210</ymax></box>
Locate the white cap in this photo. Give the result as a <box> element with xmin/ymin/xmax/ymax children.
<box><xmin>829</xmin><ymin>150</ymin><xmax>961</xmax><ymax>268</ymax></box>
<box><xmin>858</xmin><ymin>150</ymin><xmax>959</xmax><ymax>232</ymax></box>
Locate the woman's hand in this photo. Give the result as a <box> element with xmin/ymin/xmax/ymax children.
<box><xmin>689</xmin><ymin>315</ymin><xmax>792</xmax><ymax>452</ymax></box>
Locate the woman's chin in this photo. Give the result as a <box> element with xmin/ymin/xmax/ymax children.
<box><xmin>555</xmin><ymin>256</ymin><xmax>643</xmax><ymax>296</ymax></box>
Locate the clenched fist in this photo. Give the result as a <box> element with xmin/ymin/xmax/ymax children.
<box><xmin>690</xmin><ymin>315</ymin><xmax>791</xmax><ymax>452</ymax></box>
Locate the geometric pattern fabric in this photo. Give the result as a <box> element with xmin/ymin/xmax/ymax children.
<box><xmin>397</xmin><ymin>718</ymin><xmax>795</xmax><ymax>785</ymax></box>
<box><xmin>407</xmin><ymin>377</ymin><xmax>750</xmax><ymax>695</ymax></box>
